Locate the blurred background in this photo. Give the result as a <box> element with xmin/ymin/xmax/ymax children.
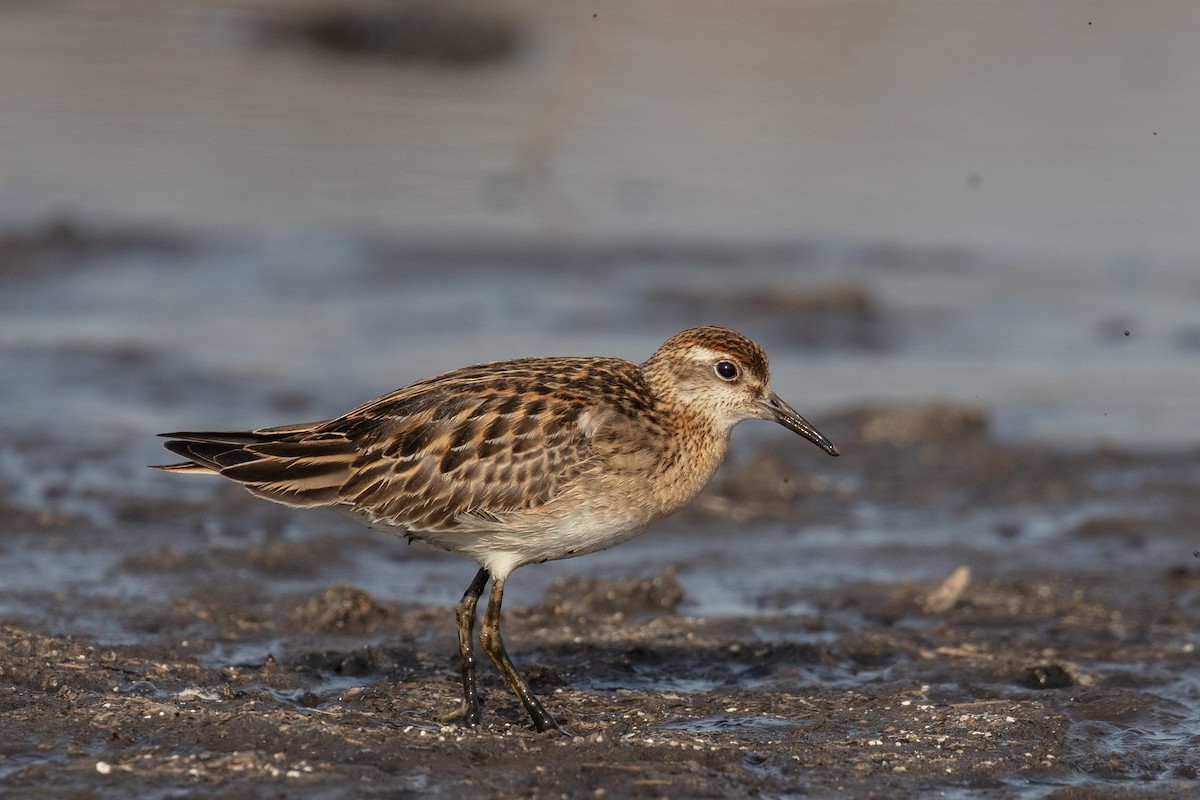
<box><xmin>2</xmin><ymin>0</ymin><xmax>1198</xmax><ymax>455</ymax></box>
<box><xmin>1</xmin><ymin>0</ymin><xmax>1198</xmax><ymax>616</ymax></box>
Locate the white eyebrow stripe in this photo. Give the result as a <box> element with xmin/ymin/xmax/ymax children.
<box><xmin>689</xmin><ymin>347</ymin><xmax>727</xmax><ymax>361</ymax></box>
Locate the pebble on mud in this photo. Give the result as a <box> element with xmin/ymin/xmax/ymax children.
<box><xmin>922</xmin><ymin>566</ymin><xmax>971</xmax><ymax>613</ymax></box>
<box><xmin>1017</xmin><ymin>662</ymin><xmax>1095</xmax><ymax>690</ymax></box>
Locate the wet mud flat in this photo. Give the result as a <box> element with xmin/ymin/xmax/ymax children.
<box><xmin>2</xmin><ymin>409</ymin><xmax>1198</xmax><ymax>799</ymax></box>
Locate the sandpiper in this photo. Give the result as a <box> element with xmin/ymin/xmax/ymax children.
<box><xmin>155</xmin><ymin>326</ymin><xmax>838</xmax><ymax>733</ymax></box>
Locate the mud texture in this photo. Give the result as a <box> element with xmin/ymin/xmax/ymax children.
<box><xmin>2</xmin><ymin>404</ymin><xmax>1198</xmax><ymax>799</ymax></box>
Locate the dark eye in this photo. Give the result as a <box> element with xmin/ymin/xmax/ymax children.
<box><xmin>714</xmin><ymin>360</ymin><xmax>739</xmax><ymax>381</ymax></box>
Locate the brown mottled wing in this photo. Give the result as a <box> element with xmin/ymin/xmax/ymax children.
<box><xmin>331</xmin><ymin>357</ymin><xmax>654</xmax><ymax>532</ymax></box>
<box><xmin>158</xmin><ymin>356</ymin><xmax>655</xmax><ymax>534</ymax></box>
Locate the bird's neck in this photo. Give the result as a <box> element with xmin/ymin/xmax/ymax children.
<box><xmin>638</xmin><ymin>359</ymin><xmax>732</xmax><ymax>510</ymax></box>
<box><xmin>647</xmin><ymin>399</ymin><xmax>730</xmax><ymax>514</ymax></box>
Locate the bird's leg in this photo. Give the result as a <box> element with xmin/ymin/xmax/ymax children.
<box><xmin>450</xmin><ymin>567</ymin><xmax>489</xmax><ymax>726</ymax></box>
<box><xmin>479</xmin><ymin>575</ymin><xmax>568</xmax><ymax>735</ymax></box>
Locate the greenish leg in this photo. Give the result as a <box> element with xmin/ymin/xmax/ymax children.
<box><xmin>479</xmin><ymin>575</ymin><xmax>569</xmax><ymax>735</ymax></box>
<box><xmin>450</xmin><ymin>567</ymin><xmax>489</xmax><ymax>726</ymax></box>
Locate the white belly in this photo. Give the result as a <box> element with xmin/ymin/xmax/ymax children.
<box><xmin>416</xmin><ymin>504</ymin><xmax>658</xmax><ymax>581</ymax></box>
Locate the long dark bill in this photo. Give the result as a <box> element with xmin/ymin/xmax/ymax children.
<box><xmin>763</xmin><ymin>392</ymin><xmax>840</xmax><ymax>456</ymax></box>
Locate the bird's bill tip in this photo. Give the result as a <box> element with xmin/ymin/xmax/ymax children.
<box><xmin>763</xmin><ymin>392</ymin><xmax>840</xmax><ymax>456</ymax></box>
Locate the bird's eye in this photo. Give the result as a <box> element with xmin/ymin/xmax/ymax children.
<box><xmin>714</xmin><ymin>360</ymin><xmax>739</xmax><ymax>381</ymax></box>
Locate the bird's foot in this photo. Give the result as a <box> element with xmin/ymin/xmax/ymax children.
<box><xmin>529</xmin><ymin>708</ymin><xmax>572</xmax><ymax>737</ymax></box>
<box><xmin>442</xmin><ymin>699</ymin><xmax>482</xmax><ymax>728</ymax></box>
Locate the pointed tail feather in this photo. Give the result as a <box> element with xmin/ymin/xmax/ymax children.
<box><xmin>150</xmin><ymin>461</ymin><xmax>215</xmax><ymax>473</ymax></box>
<box><xmin>157</xmin><ymin>421</ymin><xmax>326</xmax><ymax>445</ymax></box>
<box><xmin>154</xmin><ymin>425</ymin><xmax>356</xmax><ymax>509</ymax></box>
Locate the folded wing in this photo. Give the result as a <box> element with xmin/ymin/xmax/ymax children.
<box><xmin>156</xmin><ymin>358</ymin><xmax>645</xmax><ymax>534</ymax></box>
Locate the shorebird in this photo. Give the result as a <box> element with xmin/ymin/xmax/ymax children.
<box><xmin>155</xmin><ymin>326</ymin><xmax>838</xmax><ymax>733</ymax></box>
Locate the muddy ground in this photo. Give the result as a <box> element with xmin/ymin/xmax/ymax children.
<box><xmin>1</xmin><ymin>406</ymin><xmax>1197</xmax><ymax>799</ymax></box>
